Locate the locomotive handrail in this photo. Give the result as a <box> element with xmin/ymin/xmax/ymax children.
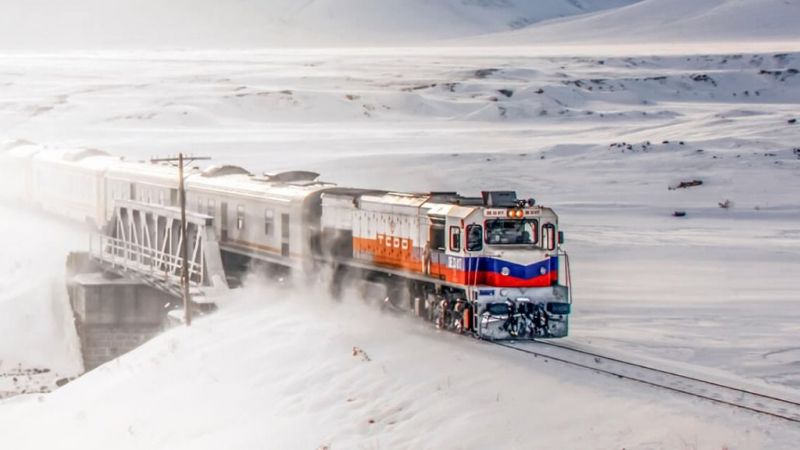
<box><xmin>558</xmin><ymin>248</ymin><xmax>573</xmax><ymax>304</ymax></box>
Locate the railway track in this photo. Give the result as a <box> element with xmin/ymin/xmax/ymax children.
<box><xmin>491</xmin><ymin>339</ymin><xmax>800</xmax><ymax>424</ymax></box>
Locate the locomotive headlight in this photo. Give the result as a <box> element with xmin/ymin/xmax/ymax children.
<box><xmin>516</xmin><ymin>210</ymin><xmax>524</xmax><ymax>218</ymax></box>
<box><xmin>501</xmin><ymin>267</ymin><xmax>510</xmax><ymax>276</ymax></box>
<box><xmin>540</xmin><ymin>266</ymin><xmax>548</xmax><ymax>275</ymax></box>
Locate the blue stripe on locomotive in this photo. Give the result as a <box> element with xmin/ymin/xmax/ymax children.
<box><xmin>461</xmin><ymin>256</ymin><xmax>559</xmax><ymax>280</ymax></box>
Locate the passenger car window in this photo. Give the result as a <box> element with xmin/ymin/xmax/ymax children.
<box><xmin>265</xmin><ymin>209</ymin><xmax>274</xmax><ymax>236</ymax></box>
<box><xmin>207</xmin><ymin>199</ymin><xmax>215</xmax><ymax>218</ymax></box>
<box><xmin>237</xmin><ymin>205</ymin><xmax>245</xmax><ymax>230</ymax></box>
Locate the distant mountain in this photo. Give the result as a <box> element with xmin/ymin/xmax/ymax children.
<box><xmin>0</xmin><ymin>0</ymin><xmax>794</xmax><ymax>50</ymax></box>
<box><xmin>470</xmin><ymin>0</ymin><xmax>800</xmax><ymax>46</ymax></box>
<box><xmin>0</xmin><ymin>0</ymin><xmax>639</xmax><ymax>49</ymax></box>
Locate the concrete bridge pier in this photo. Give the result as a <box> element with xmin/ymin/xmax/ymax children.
<box><xmin>66</xmin><ymin>253</ymin><xmax>176</xmax><ymax>372</ymax></box>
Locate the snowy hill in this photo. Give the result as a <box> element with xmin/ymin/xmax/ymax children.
<box><xmin>472</xmin><ymin>0</ymin><xmax>800</xmax><ymax>47</ymax></box>
<box><xmin>2</xmin><ymin>285</ymin><xmax>799</xmax><ymax>449</ymax></box>
<box><xmin>0</xmin><ymin>0</ymin><xmax>640</xmax><ymax>50</ymax></box>
<box><xmin>0</xmin><ymin>204</ymin><xmax>84</xmax><ymax>398</ymax></box>
<box><xmin>2</xmin><ymin>0</ymin><xmax>796</xmax><ymax>50</ymax></box>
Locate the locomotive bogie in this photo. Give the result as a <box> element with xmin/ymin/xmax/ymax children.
<box><xmin>472</xmin><ymin>285</ymin><xmax>570</xmax><ymax>339</ymax></box>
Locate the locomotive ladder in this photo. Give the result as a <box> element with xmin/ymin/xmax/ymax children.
<box><xmin>88</xmin><ymin>200</ymin><xmax>229</xmax><ymax>303</ymax></box>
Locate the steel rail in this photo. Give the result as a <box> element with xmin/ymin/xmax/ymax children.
<box><xmin>537</xmin><ymin>339</ymin><xmax>800</xmax><ymax>408</ymax></box>
<box><xmin>490</xmin><ymin>340</ymin><xmax>800</xmax><ymax>424</ymax></box>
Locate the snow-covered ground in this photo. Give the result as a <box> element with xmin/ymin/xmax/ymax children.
<box><xmin>0</xmin><ymin>205</ymin><xmax>84</xmax><ymax>397</ymax></box>
<box><xmin>1</xmin><ymin>0</ymin><xmax>799</xmax><ymax>447</ymax></box>
<box><xmin>2</xmin><ymin>284</ymin><xmax>800</xmax><ymax>449</ymax></box>
<box><xmin>1</xmin><ymin>46</ymin><xmax>799</xmax><ymax>448</ymax></box>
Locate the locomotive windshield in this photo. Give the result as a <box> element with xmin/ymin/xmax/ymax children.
<box><xmin>485</xmin><ymin>219</ymin><xmax>538</xmax><ymax>245</ymax></box>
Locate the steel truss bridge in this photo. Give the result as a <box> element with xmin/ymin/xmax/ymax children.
<box><xmin>88</xmin><ymin>200</ymin><xmax>229</xmax><ymax>305</ymax></box>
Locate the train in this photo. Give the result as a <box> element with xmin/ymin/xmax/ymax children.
<box><xmin>0</xmin><ymin>144</ymin><xmax>572</xmax><ymax>340</ymax></box>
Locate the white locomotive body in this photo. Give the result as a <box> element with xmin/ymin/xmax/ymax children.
<box><xmin>320</xmin><ymin>190</ymin><xmax>571</xmax><ymax>339</ymax></box>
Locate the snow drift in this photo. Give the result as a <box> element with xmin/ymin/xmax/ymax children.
<box><xmin>0</xmin><ymin>205</ymin><xmax>84</xmax><ymax>390</ymax></box>
<box><xmin>1</xmin><ymin>283</ymin><xmax>798</xmax><ymax>449</ymax></box>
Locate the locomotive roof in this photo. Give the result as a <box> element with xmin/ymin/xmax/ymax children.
<box><xmin>360</xmin><ymin>192</ymin><xmax>431</xmax><ymax>208</ymax></box>
<box><xmin>321</xmin><ymin>187</ymin><xmax>387</xmax><ymax>198</ymax></box>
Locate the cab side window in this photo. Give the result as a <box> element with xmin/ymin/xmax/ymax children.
<box><xmin>449</xmin><ymin>226</ymin><xmax>461</xmax><ymax>252</ymax></box>
<box><xmin>542</xmin><ymin>224</ymin><xmax>556</xmax><ymax>251</ymax></box>
<box><xmin>466</xmin><ymin>224</ymin><xmax>483</xmax><ymax>252</ymax></box>
<box><xmin>430</xmin><ymin>220</ymin><xmax>446</xmax><ymax>251</ymax></box>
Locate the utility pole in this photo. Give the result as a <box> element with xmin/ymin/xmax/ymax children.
<box><xmin>151</xmin><ymin>153</ymin><xmax>211</xmax><ymax>326</ymax></box>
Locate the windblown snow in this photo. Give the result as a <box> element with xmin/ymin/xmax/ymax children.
<box><xmin>1</xmin><ymin>0</ymin><xmax>799</xmax><ymax>448</ymax></box>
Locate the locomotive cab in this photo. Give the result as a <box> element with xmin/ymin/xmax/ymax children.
<box><xmin>456</xmin><ymin>191</ymin><xmax>571</xmax><ymax>339</ymax></box>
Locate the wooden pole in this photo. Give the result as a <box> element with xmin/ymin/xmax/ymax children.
<box><xmin>151</xmin><ymin>153</ymin><xmax>210</xmax><ymax>327</ymax></box>
<box><xmin>179</xmin><ymin>153</ymin><xmax>192</xmax><ymax>326</ymax></box>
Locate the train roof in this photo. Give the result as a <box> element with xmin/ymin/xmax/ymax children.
<box><xmin>107</xmin><ymin>160</ymin><xmax>199</xmax><ymax>184</ymax></box>
<box><xmin>262</xmin><ymin>171</ymin><xmax>320</xmax><ymax>183</ymax></box>
<box><xmin>34</xmin><ymin>148</ymin><xmax>119</xmax><ymax>170</ymax></box>
<box><xmin>186</xmin><ymin>172</ymin><xmax>336</xmax><ymax>203</ymax></box>
<box><xmin>201</xmin><ymin>165</ymin><xmax>252</xmax><ymax>178</ymax></box>
<box><xmin>4</xmin><ymin>144</ymin><xmax>44</xmax><ymax>159</ymax></box>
